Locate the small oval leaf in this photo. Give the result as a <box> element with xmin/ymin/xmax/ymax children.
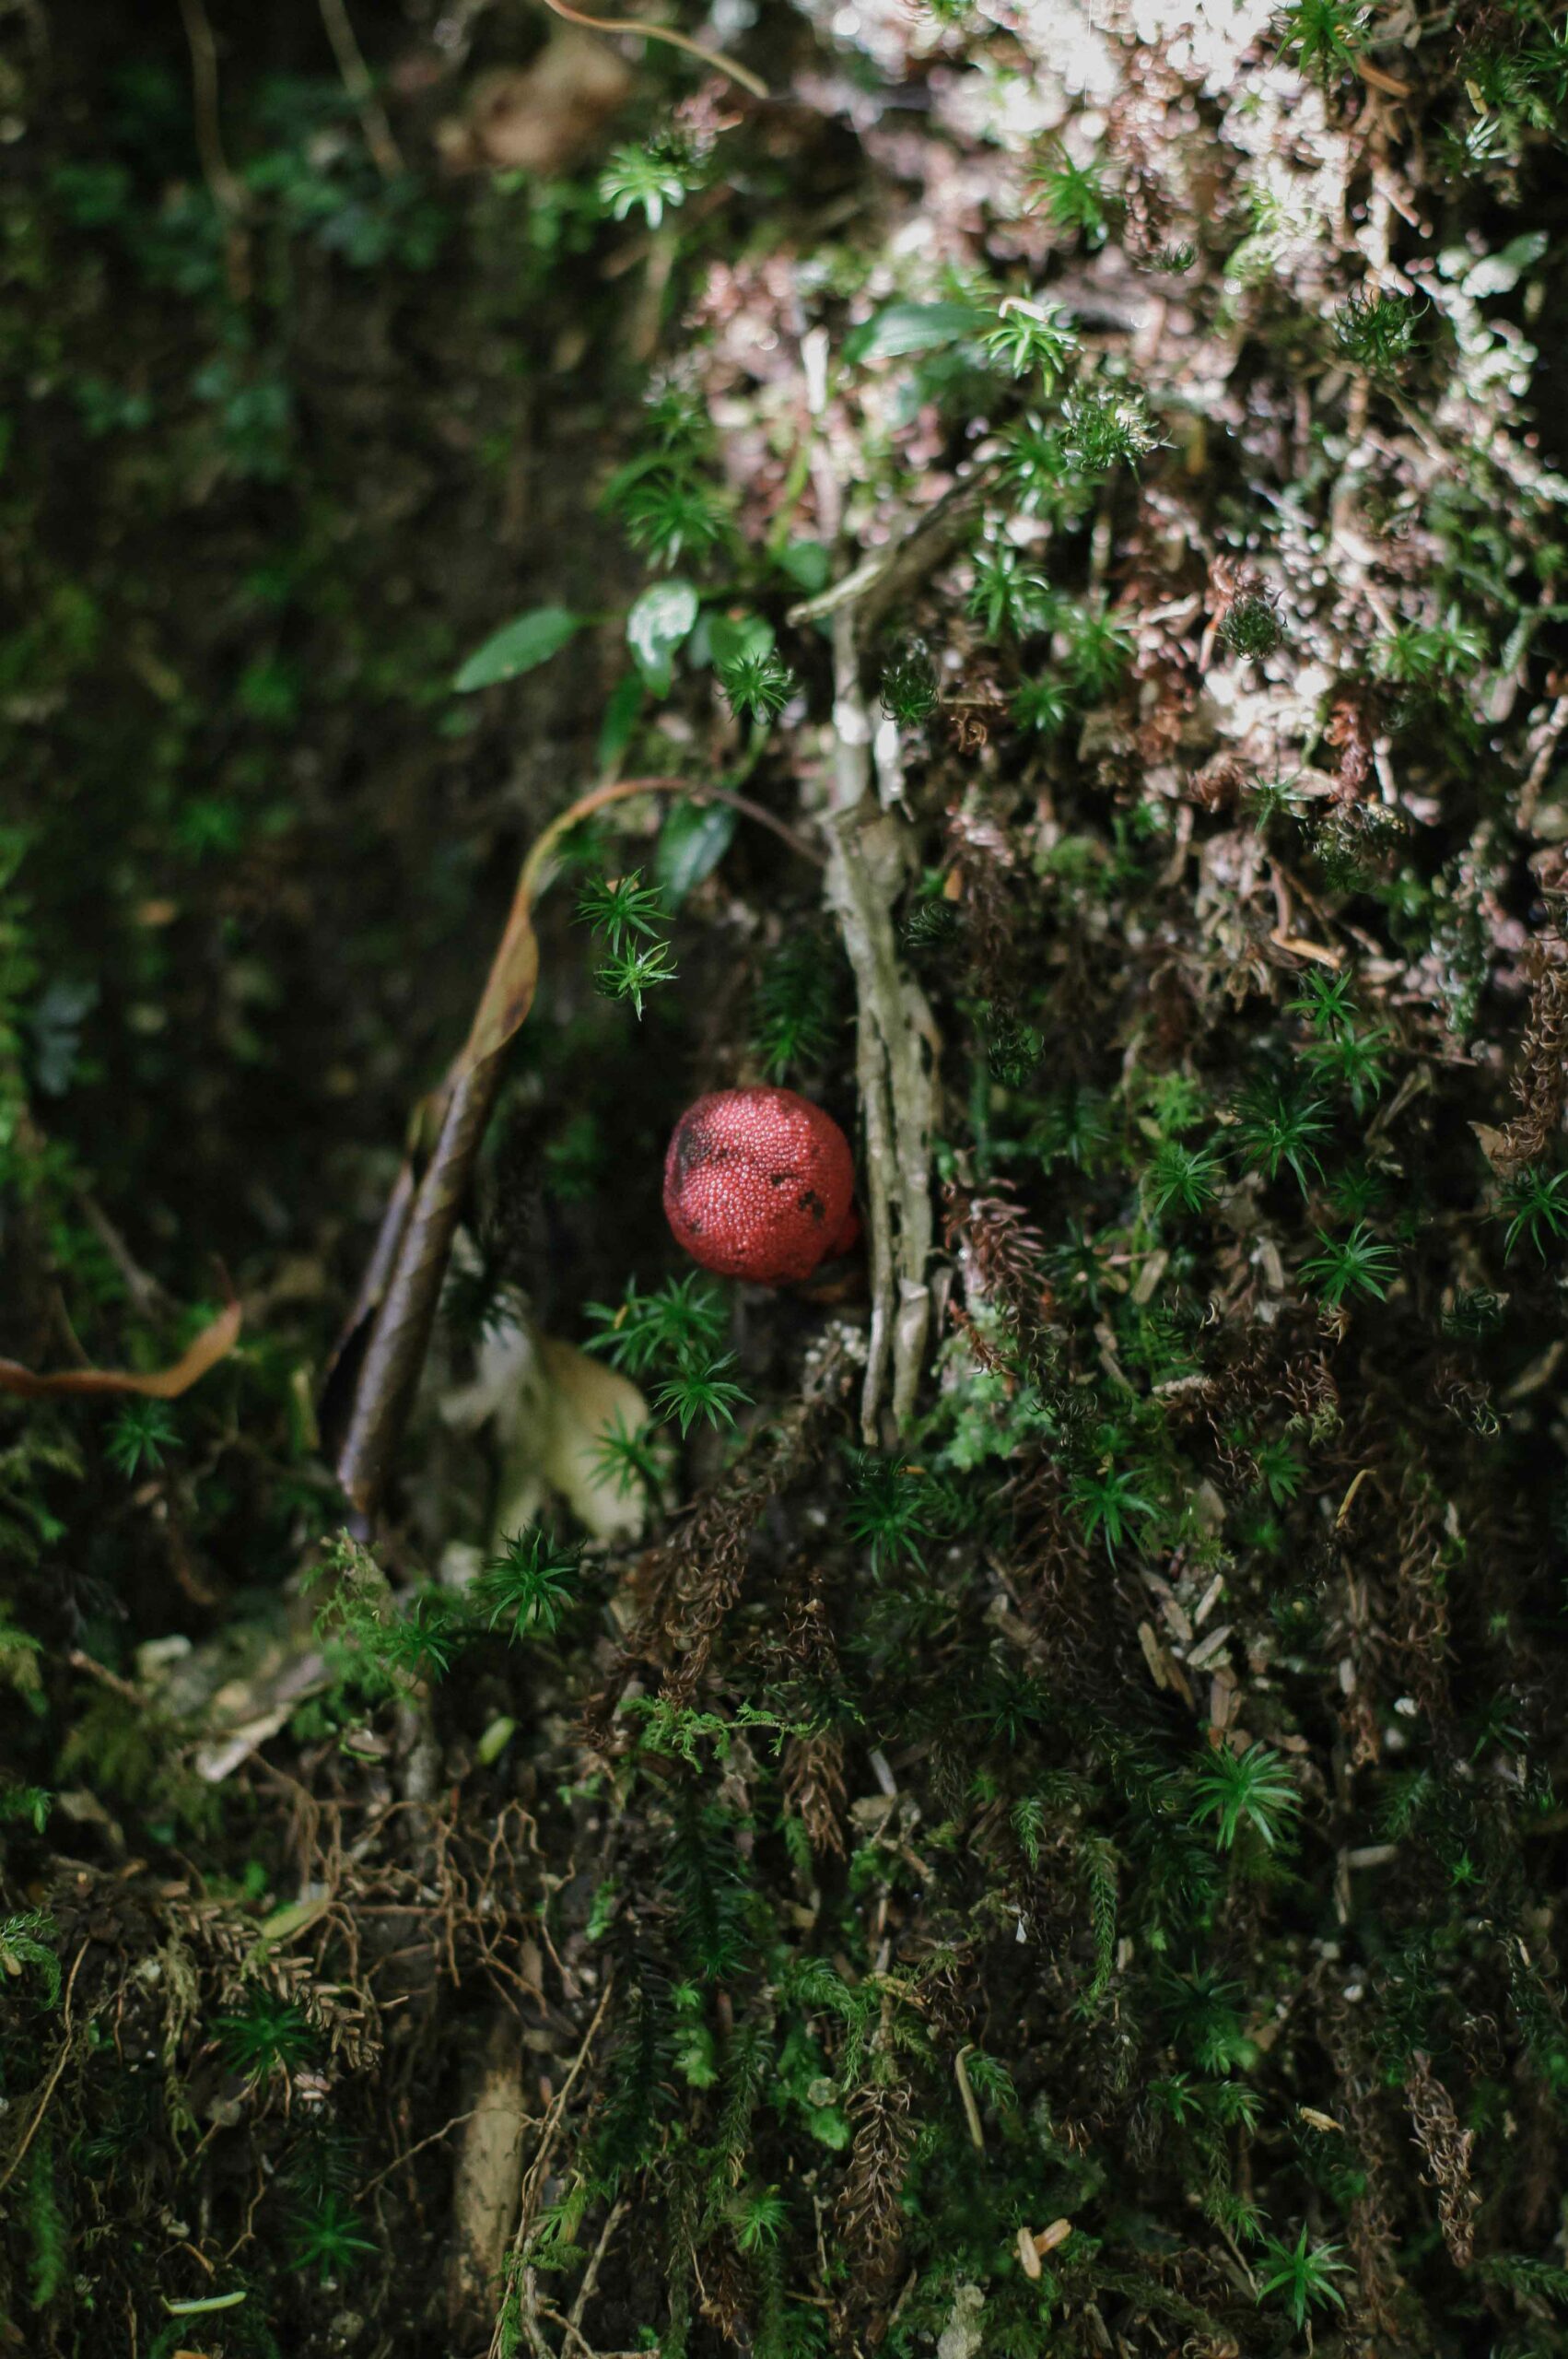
<box><xmin>626</xmin><ymin>580</ymin><xmax>699</xmax><ymax>692</ymax></box>
<box><xmin>454</xmin><ymin>606</ymin><xmax>582</xmax><ymax>693</ymax></box>
<box><xmin>597</xmin><ymin>672</ymin><xmax>645</xmax><ymax>774</ymax></box>
<box><xmin>703</xmin><ymin>611</ymin><xmax>773</xmax><ymax>671</ymax></box>
<box><xmin>844</xmin><ymin>300</ymin><xmax>983</xmax><ymax>365</ymax></box>
<box><xmin>656</xmin><ymin>797</ymin><xmax>736</xmax><ymax>909</ymax></box>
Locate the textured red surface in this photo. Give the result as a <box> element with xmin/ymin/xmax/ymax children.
<box><xmin>663</xmin><ymin>1087</ymin><xmax>858</xmax><ymax>1284</ymax></box>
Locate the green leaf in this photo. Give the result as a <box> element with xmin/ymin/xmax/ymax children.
<box><xmin>453</xmin><ymin>605</ymin><xmax>582</xmax><ymax>693</ymax></box>
<box><xmin>656</xmin><ymin>798</ymin><xmax>736</xmax><ymax>908</ymax></box>
<box><xmin>844</xmin><ymin>300</ymin><xmax>983</xmax><ymax>365</ymax></box>
<box><xmin>703</xmin><ymin>611</ymin><xmax>774</xmax><ymax>671</ymax></box>
<box><xmin>597</xmin><ymin>672</ymin><xmax>645</xmax><ymax>774</ymax></box>
<box><xmin>778</xmin><ymin>539</ymin><xmax>832</xmax><ymax>593</ymax></box>
<box><xmin>626</xmin><ymin>579</ymin><xmax>699</xmax><ymax>692</ymax></box>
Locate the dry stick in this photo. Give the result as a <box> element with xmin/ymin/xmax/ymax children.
<box><xmin>334</xmin><ymin>780</ymin><xmax>819</xmax><ymax>1519</ymax></box>
<box><xmin>0</xmin><ymin>1943</ymin><xmax>89</xmax><ymax>2198</ymax></box>
<box><xmin>487</xmin><ymin>1982</ymin><xmax>615</xmax><ymax>2359</ymax></box>
<box><xmin>802</xmin><ymin>502</ymin><xmax>942</xmax><ymax>1435</ymax></box>
<box><xmin>568</xmin><ymin>2195</ymin><xmax>629</xmax><ymax>2338</ymax></box>
<box><xmin>174</xmin><ymin>0</ymin><xmax>244</xmax><ymax>215</ymax></box>
<box><xmin>317</xmin><ymin>0</ymin><xmax>404</xmax><ymax>180</ymax></box>
<box><xmin>173</xmin><ymin>0</ymin><xmax>252</xmax><ymax>305</ymax></box>
<box><xmin>538</xmin><ymin>0</ymin><xmax>769</xmax><ymax>101</ymax></box>
<box><xmin>357</xmin><ymin>2107</ymin><xmax>477</xmax><ymax>2200</ymax></box>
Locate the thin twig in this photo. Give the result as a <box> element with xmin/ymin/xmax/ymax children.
<box><xmin>787</xmin><ymin>461</ymin><xmax>1001</xmax><ymax>632</ymax></box>
<box><xmin>173</xmin><ymin>0</ymin><xmax>245</xmax><ymax>218</ymax></box>
<box><xmin>66</xmin><ymin>1648</ymin><xmax>149</xmax><ymax>1708</ymax></box>
<box><xmin>568</xmin><ymin>2195</ymin><xmax>628</xmax><ymax>2335</ymax></box>
<box><xmin>0</xmin><ymin>1943</ymin><xmax>89</xmax><ymax>2196</ymax></box>
<box><xmin>538</xmin><ymin>0</ymin><xmax>769</xmax><ymax>102</ymax></box>
<box><xmin>357</xmin><ymin>2107</ymin><xmax>476</xmax><ymax>2199</ymax></box>
<box><xmin>487</xmin><ymin>1982</ymin><xmax>614</xmax><ymax>2359</ymax></box>
<box><xmin>809</xmin><ymin>469</ymin><xmax>940</xmax><ymax>1436</ymax></box>
<box><xmin>317</xmin><ymin>0</ymin><xmax>404</xmax><ymax>180</ymax></box>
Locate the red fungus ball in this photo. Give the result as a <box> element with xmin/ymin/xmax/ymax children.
<box><xmin>663</xmin><ymin>1087</ymin><xmax>858</xmax><ymax>1285</ymax></box>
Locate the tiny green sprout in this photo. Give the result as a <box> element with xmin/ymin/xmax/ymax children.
<box><xmin>216</xmin><ymin>1996</ymin><xmax>314</xmax><ymax>2079</ymax></box>
<box><xmin>585</xmin><ymin>1273</ymin><xmax>729</xmax><ymax>1375</ymax></box>
<box><xmin>1190</xmin><ymin>1739</ymin><xmax>1301</xmax><ymax>1850</ymax></box>
<box><xmin>1069</xmin><ymin>1465</ymin><xmax>1156</xmax><ymax>1557</ymax></box>
<box><xmin>1246</xmin><ymin>771</ymin><xmax>1306</xmax><ymax>832</ymax></box>
<box><xmin>1012</xmin><ymin>676</ymin><xmax>1071</xmax><ymax>735</ymax></box>
<box><xmin>1257</xmin><ymin>2224</ymin><xmax>1350</xmax><ymax>2330</ymax></box>
<box><xmin>1300</xmin><ymin>1220</ymin><xmax>1398</xmax><ymax>1305</ymax></box>
<box><xmin>1442</xmin><ymin>1285</ymin><xmax>1507</xmax><ymax>1340</ymax></box>
<box><xmin>1498</xmin><ymin>1166</ymin><xmax>1568</xmax><ymax>1261</ymax></box>
<box><xmin>1305</xmin><ymin>1023</ymin><xmax>1392</xmax><ymax>1115</ymax></box>
<box><xmin>734</xmin><ymin>2188</ymin><xmax>789</xmax><ymax>2253</ymax></box>
<box><xmin>1147</xmin><ymin>239</ymin><xmax>1196</xmax><ymax>275</ymax></box>
<box><xmin>880</xmin><ymin>640</ymin><xmax>941</xmax><ymax>724</ymax></box>
<box><xmin>1210</xmin><ymin>2078</ymin><xmax>1264</xmax><ymax>2134</ymax></box>
<box><xmin>1141</xmin><ymin>1069</ymin><xmax>1210</xmax><ymax>1135</ymax></box>
<box><xmin>1062</xmin><ymin>603</ymin><xmax>1135</xmax><ymax>695</ymax></box>
<box><xmin>591</xmin><ymin>1411</ymin><xmax>667</xmax><ymax>1499</ymax></box>
<box><xmin>719</xmin><ymin>648</ymin><xmax>795</xmax><ymax>724</ymax></box>
<box><xmin>751</xmin><ymin>933</ymin><xmax>841</xmax><ymax>1077</ymax></box>
<box><xmin>106</xmin><ymin>1399</ymin><xmax>180</xmax><ymax>1479</ymax></box>
<box><xmin>1254</xmin><ymin>1425</ymin><xmax>1301</xmax><ymax>1500</ymax></box>
<box><xmin>1032</xmin><ymin>1086</ymin><xmax>1113</xmax><ymax>1172</ymax></box>
<box><xmin>1150</xmin><ymin>2072</ymin><xmax>1199</xmax><ymax>2125</ymax></box>
<box><xmin>1375</xmin><ymin>611</ymin><xmax>1488</xmax><ymax>687</ymax></box>
<box><xmin>1028</xmin><ymin>142</ymin><xmax>1111</xmax><ymax>243</ymax></box>
<box><xmin>0</xmin><ymin>1784</ymin><xmax>52</xmax><ymax>1834</ymax></box>
<box><xmin>599</xmin><ymin>137</ymin><xmax>698</xmax><ymax>230</ymax></box>
<box><xmin>380</xmin><ymin>1590</ymin><xmax>461</xmax><ymax>1684</ymax></box>
<box><xmin>843</xmin><ymin>1451</ymin><xmax>932</xmax><ymax>1573</ymax></box>
<box><xmin>1333</xmin><ymin>287</ymin><xmax>1422</xmax><ymax>374</ymax></box>
<box><xmin>0</xmin><ymin>1909</ymin><xmax>60</xmax><ymax>2003</ymax></box>
<box><xmin>653</xmin><ymin>1354</ymin><xmax>753</xmax><ymax>1437</ymax></box>
<box><xmin>576</xmin><ymin>871</ymin><xmax>669</xmax><ymax>952</ymax></box>
<box><xmin>1159</xmin><ymin>1965</ymin><xmax>1252</xmax><ymax>2072</ymax></box>
<box><xmin>1059</xmin><ymin>386</ymin><xmax>1163</xmax><ymax>476</ymax></box>
<box><xmin>642</xmin><ymin>380</ymin><xmax>708</xmax><ymax>451</ymax></box>
<box><xmin>287</xmin><ymin>2193</ymin><xmax>377</xmax><ymax>2284</ymax></box>
<box><xmin>618</xmin><ymin>472</ymin><xmax>731</xmax><ymax>570</ymax></box>
<box><xmin>1277</xmin><ymin>0</ymin><xmax>1370</xmax><ymax>81</ymax></box>
<box><xmin>986</xmin><ymin>1007</ymin><xmax>1044</xmax><ymax>1087</ymax></box>
<box><xmin>1217</xmin><ymin>590</ymin><xmax>1282</xmax><ymax>660</ymax></box>
<box><xmin>594</xmin><ymin>939</ymin><xmax>679</xmax><ymax>1019</ymax></box>
<box><xmin>1001</xmin><ymin>416</ymin><xmax>1081</xmax><ymax>520</ymax></box>
<box><xmin>967</xmin><ymin>540</ymin><xmax>1053</xmax><ymax>639</ymax></box>
<box><xmin>1232</xmin><ymin>1086</ymin><xmax>1331</xmax><ymax>1193</ymax></box>
<box><xmin>1147</xmin><ymin>1138</ymin><xmax>1223</xmax><ymax>1218</ymax></box>
<box><xmin>475</xmin><ymin>1528</ymin><xmax>582</xmax><ymax>1640</ymax></box>
<box><xmin>982</xmin><ymin>298</ymin><xmax>1076</xmax><ymax>383</ymax></box>
<box><xmin>1289</xmin><ymin>967</ymin><xmax>1356</xmax><ymax>1036</ymax></box>
<box><xmin>902</xmin><ymin>898</ymin><xmax>962</xmax><ymax>952</ymax></box>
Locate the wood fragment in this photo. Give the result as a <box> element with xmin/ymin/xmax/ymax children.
<box><xmin>954</xmin><ymin>2045</ymin><xmax>985</xmax><ymax>2151</ymax></box>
